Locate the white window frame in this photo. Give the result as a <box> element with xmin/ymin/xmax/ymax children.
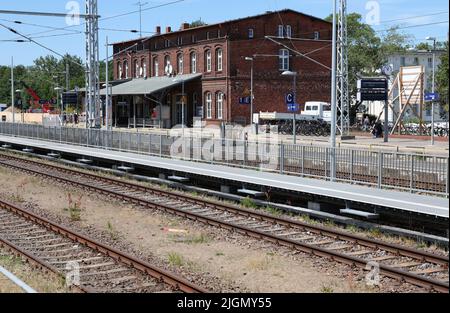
<box><xmin>286</xmin><ymin>25</ymin><xmax>292</xmax><ymax>38</ymax></box>
<box><xmin>142</xmin><ymin>59</ymin><xmax>147</xmax><ymax>78</ymax></box>
<box><xmin>216</xmin><ymin>92</ymin><xmax>224</xmax><ymax>120</ymax></box>
<box><xmin>177</xmin><ymin>54</ymin><xmax>184</xmax><ymax>75</ymax></box>
<box><xmin>206</xmin><ymin>92</ymin><xmax>212</xmax><ymax>119</ymax></box>
<box><xmin>216</xmin><ymin>49</ymin><xmax>223</xmax><ymax>72</ymax></box>
<box><xmin>279</xmin><ymin>49</ymin><xmax>289</xmax><ymax>71</ymax></box>
<box><xmin>190</xmin><ymin>52</ymin><xmax>197</xmax><ymax>74</ymax></box>
<box><xmin>206</xmin><ymin>50</ymin><xmax>212</xmax><ymax>72</ymax></box>
<box><xmin>277</xmin><ymin>25</ymin><xmax>284</xmax><ymax>37</ymax></box>
<box><xmin>124</xmin><ymin>61</ymin><xmax>129</xmax><ymax>79</ymax></box>
<box><xmin>134</xmin><ymin>59</ymin><xmax>139</xmax><ymax>78</ymax></box>
<box><xmin>248</xmin><ymin>28</ymin><xmax>254</xmax><ymax>39</ymax></box>
<box><xmin>118</xmin><ymin>61</ymin><xmax>122</xmax><ymax>79</ymax></box>
<box><xmin>153</xmin><ymin>58</ymin><xmax>159</xmax><ymax>77</ymax></box>
<box><xmin>314</xmin><ymin>31</ymin><xmax>320</xmax><ymax>40</ymax></box>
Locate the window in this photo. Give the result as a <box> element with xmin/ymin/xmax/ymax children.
<box><xmin>123</xmin><ymin>60</ymin><xmax>129</xmax><ymax>79</ymax></box>
<box><xmin>117</xmin><ymin>61</ymin><xmax>122</xmax><ymax>79</ymax></box>
<box><xmin>205</xmin><ymin>92</ymin><xmax>212</xmax><ymax>119</ymax></box>
<box><xmin>191</xmin><ymin>35</ymin><xmax>197</xmax><ymax>43</ymax></box>
<box><xmin>314</xmin><ymin>31</ymin><xmax>320</xmax><ymax>40</ymax></box>
<box><xmin>153</xmin><ymin>57</ymin><xmax>159</xmax><ymax>77</ymax></box>
<box><xmin>277</xmin><ymin>25</ymin><xmax>284</xmax><ymax>37</ymax></box>
<box><xmin>286</xmin><ymin>25</ymin><xmax>292</xmax><ymax>38</ymax></box>
<box><xmin>134</xmin><ymin>59</ymin><xmax>139</xmax><ymax>78</ymax></box>
<box><xmin>177</xmin><ymin>53</ymin><xmax>184</xmax><ymax>75</ymax></box>
<box><xmin>428</xmin><ymin>57</ymin><xmax>433</xmax><ymax>68</ymax></box>
<box><xmin>216</xmin><ymin>48</ymin><xmax>223</xmax><ymax>71</ymax></box>
<box><xmin>216</xmin><ymin>92</ymin><xmax>224</xmax><ymax>120</ymax></box>
<box><xmin>142</xmin><ymin>59</ymin><xmax>147</xmax><ymax>78</ymax></box>
<box><xmin>414</xmin><ymin>57</ymin><xmax>419</xmax><ymax>66</ymax></box>
<box><xmin>400</xmin><ymin>57</ymin><xmax>406</xmax><ymax>66</ymax></box>
<box><xmin>206</xmin><ymin>31</ymin><xmax>210</xmax><ymax>40</ymax></box>
<box><xmin>177</xmin><ymin>37</ymin><xmax>183</xmax><ymax>46</ymax></box>
<box><xmin>248</xmin><ymin>28</ymin><xmax>254</xmax><ymax>39</ymax></box>
<box><xmin>190</xmin><ymin>52</ymin><xmax>197</xmax><ymax>74</ymax></box>
<box><xmin>279</xmin><ymin>49</ymin><xmax>289</xmax><ymax>71</ymax></box>
<box><xmin>164</xmin><ymin>39</ymin><xmax>170</xmax><ymax>48</ymax></box>
<box><xmin>205</xmin><ymin>50</ymin><xmax>212</xmax><ymax>72</ymax></box>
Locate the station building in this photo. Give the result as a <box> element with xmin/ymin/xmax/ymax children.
<box><xmin>106</xmin><ymin>9</ymin><xmax>332</xmax><ymax>128</ymax></box>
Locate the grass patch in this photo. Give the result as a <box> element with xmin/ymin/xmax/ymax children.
<box><xmin>65</xmin><ymin>193</ymin><xmax>83</xmax><ymax>222</ymax></box>
<box><xmin>246</xmin><ymin>255</ymin><xmax>273</xmax><ymax>271</ymax></box>
<box><xmin>263</xmin><ymin>206</ymin><xmax>283</xmax><ymax>217</ymax></box>
<box><xmin>320</xmin><ymin>285</ymin><xmax>334</xmax><ymax>293</ymax></box>
<box><xmin>346</xmin><ymin>225</ymin><xmax>359</xmax><ymax>233</ymax></box>
<box><xmin>168</xmin><ymin>252</ymin><xmax>184</xmax><ymax>267</ymax></box>
<box><xmin>369</xmin><ymin>228</ymin><xmax>382</xmax><ymax>238</ymax></box>
<box><xmin>240</xmin><ymin>197</ymin><xmax>257</xmax><ymax>209</ymax></box>
<box><xmin>215</xmin><ymin>252</ymin><xmax>225</xmax><ymax>257</ymax></box>
<box><xmin>185</xmin><ymin>233</ymin><xmax>210</xmax><ymax>244</ymax></box>
<box><xmin>106</xmin><ymin>221</ymin><xmax>120</xmax><ymax>241</ymax></box>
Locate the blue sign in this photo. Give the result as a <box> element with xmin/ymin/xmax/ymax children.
<box><xmin>425</xmin><ymin>93</ymin><xmax>440</xmax><ymax>102</ymax></box>
<box><xmin>285</xmin><ymin>92</ymin><xmax>295</xmax><ymax>105</ymax></box>
<box><xmin>287</xmin><ymin>103</ymin><xmax>299</xmax><ymax>112</ymax></box>
<box><xmin>239</xmin><ymin>97</ymin><xmax>251</xmax><ymax>104</ymax></box>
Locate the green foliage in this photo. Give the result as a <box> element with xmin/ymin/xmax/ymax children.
<box><xmin>240</xmin><ymin>197</ymin><xmax>257</xmax><ymax>209</ymax></box>
<box><xmin>168</xmin><ymin>252</ymin><xmax>184</xmax><ymax>267</ymax></box>
<box><xmin>0</xmin><ymin>54</ymin><xmax>112</xmax><ymax>110</ymax></box>
<box><xmin>436</xmin><ymin>41</ymin><xmax>449</xmax><ymax>117</ymax></box>
<box><xmin>189</xmin><ymin>19</ymin><xmax>207</xmax><ymax>28</ymax></box>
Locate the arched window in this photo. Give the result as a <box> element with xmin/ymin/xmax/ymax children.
<box><xmin>164</xmin><ymin>55</ymin><xmax>172</xmax><ymax>75</ymax></box>
<box><xmin>205</xmin><ymin>50</ymin><xmax>212</xmax><ymax>72</ymax></box>
<box><xmin>117</xmin><ymin>61</ymin><xmax>122</xmax><ymax>79</ymax></box>
<box><xmin>177</xmin><ymin>53</ymin><xmax>183</xmax><ymax>75</ymax></box>
<box><xmin>134</xmin><ymin>59</ymin><xmax>139</xmax><ymax>78</ymax></box>
<box><xmin>123</xmin><ymin>60</ymin><xmax>129</xmax><ymax>79</ymax></box>
<box><xmin>216</xmin><ymin>48</ymin><xmax>223</xmax><ymax>72</ymax></box>
<box><xmin>153</xmin><ymin>57</ymin><xmax>159</xmax><ymax>77</ymax></box>
<box><xmin>141</xmin><ymin>59</ymin><xmax>147</xmax><ymax>78</ymax></box>
<box><xmin>216</xmin><ymin>92</ymin><xmax>224</xmax><ymax>120</ymax></box>
<box><xmin>190</xmin><ymin>52</ymin><xmax>197</xmax><ymax>74</ymax></box>
<box><xmin>205</xmin><ymin>92</ymin><xmax>212</xmax><ymax>119</ymax></box>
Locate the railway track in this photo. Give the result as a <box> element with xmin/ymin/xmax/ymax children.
<box><xmin>0</xmin><ymin>197</ymin><xmax>206</xmax><ymax>293</ymax></box>
<box><xmin>0</xmin><ymin>152</ymin><xmax>448</xmax><ymax>293</ymax></box>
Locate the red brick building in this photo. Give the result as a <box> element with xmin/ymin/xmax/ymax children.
<box><xmin>109</xmin><ymin>9</ymin><xmax>332</xmax><ymax>128</ymax></box>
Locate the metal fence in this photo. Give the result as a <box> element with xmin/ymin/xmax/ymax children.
<box><xmin>0</xmin><ymin>122</ymin><xmax>448</xmax><ymax>197</ymax></box>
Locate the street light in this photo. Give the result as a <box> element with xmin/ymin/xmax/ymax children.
<box><xmin>245</xmin><ymin>57</ymin><xmax>254</xmax><ymax>126</ymax></box>
<box><xmin>281</xmin><ymin>70</ymin><xmax>298</xmax><ymax>144</ymax></box>
<box><xmin>54</xmin><ymin>87</ymin><xmax>63</xmax><ymax>124</ymax></box>
<box><xmin>426</xmin><ymin>36</ymin><xmax>436</xmax><ymax>145</ymax></box>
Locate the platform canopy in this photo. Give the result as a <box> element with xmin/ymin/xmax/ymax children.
<box><xmin>99</xmin><ymin>74</ymin><xmax>202</xmax><ymax>96</ymax></box>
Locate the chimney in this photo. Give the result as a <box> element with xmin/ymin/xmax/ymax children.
<box><xmin>181</xmin><ymin>22</ymin><xmax>190</xmax><ymax>31</ymax></box>
<box><xmin>166</xmin><ymin>26</ymin><xmax>172</xmax><ymax>33</ymax></box>
<box><xmin>155</xmin><ymin>26</ymin><xmax>161</xmax><ymax>35</ymax></box>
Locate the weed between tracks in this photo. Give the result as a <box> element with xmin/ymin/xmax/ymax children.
<box><xmin>64</xmin><ymin>193</ymin><xmax>83</xmax><ymax>222</ymax></box>
<box><xmin>107</xmin><ymin>221</ymin><xmax>120</xmax><ymax>241</ymax></box>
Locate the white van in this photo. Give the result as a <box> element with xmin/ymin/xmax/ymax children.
<box><xmin>301</xmin><ymin>102</ymin><xmax>332</xmax><ymax>123</ymax></box>
<box><xmin>0</xmin><ymin>104</ymin><xmax>7</xmax><ymax>112</ymax></box>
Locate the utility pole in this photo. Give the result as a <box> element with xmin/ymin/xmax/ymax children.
<box><xmin>85</xmin><ymin>0</ymin><xmax>100</xmax><ymax>128</ymax></box>
<box><xmin>134</xmin><ymin>1</ymin><xmax>148</xmax><ymax>38</ymax></box>
<box><xmin>11</xmin><ymin>56</ymin><xmax>15</xmax><ymax>123</ymax></box>
<box><xmin>105</xmin><ymin>36</ymin><xmax>110</xmax><ymax>130</ymax></box>
<box><xmin>330</xmin><ymin>0</ymin><xmax>338</xmax><ymax>181</ymax></box>
<box><xmin>337</xmin><ymin>0</ymin><xmax>349</xmax><ymax>136</ymax></box>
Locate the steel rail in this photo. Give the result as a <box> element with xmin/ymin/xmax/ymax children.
<box><xmin>0</xmin><ymin>198</ymin><xmax>207</xmax><ymax>293</ymax></box>
<box><xmin>0</xmin><ymin>154</ymin><xmax>448</xmax><ymax>292</ymax></box>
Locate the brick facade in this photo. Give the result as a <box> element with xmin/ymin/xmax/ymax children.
<box><xmin>112</xmin><ymin>9</ymin><xmax>332</xmax><ymax>127</ymax></box>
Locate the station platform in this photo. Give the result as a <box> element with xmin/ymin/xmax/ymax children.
<box><xmin>0</xmin><ymin>135</ymin><xmax>448</xmax><ymax>219</ymax></box>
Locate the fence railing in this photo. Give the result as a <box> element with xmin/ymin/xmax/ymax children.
<box><xmin>0</xmin><ymin>122</ymin><xmax>448</xmax><ymax>197</ymax></box>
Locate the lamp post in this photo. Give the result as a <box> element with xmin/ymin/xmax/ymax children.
<box><xmin>15</xmin><ymin>89</ymin><xmax>23</xmax><ymax>123</ymax></box>
<box><xmin>245</xmin><ymin>57</ymin><xmax>254</xmax><ymax>126</ymax></box>
<box><xmin>426</xmin><ymin>36</ymin><xmax>436</xmax><ymax>145</ymax></box>
<box><xmin>11</xmin><ymin>56</ymin><xmax>15</xmax><ymax>123</ymax></box>
<box><xmin>54</xmin><ymin>87</ymin><xmax>63</xmax><ymax>124</ymax></box>
<box><xmin>281</xmin><ymin>70</ymin><xmax>298</xmax><ymax>144</ymax></box>
<box><xmin>330</xmin><ymin>0</ymin><xmax>338</xmax><ymax>181</ymax></box>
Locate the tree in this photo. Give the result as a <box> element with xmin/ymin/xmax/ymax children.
<box><xmin>416</xmin><ymin>42</ymin><xmax>431</xmax><ymax>50</ymax></box>
<box><xmin>189</xmin><ymin>19</ymin><xmax>207</xmax><ymax>28</ymax></box>
<box><xmin>436</xmin><ymin>41</ymin><xmax>449</xmax><ymax>119</ymax></box>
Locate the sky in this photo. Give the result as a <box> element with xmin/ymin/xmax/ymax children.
<box><xmin>0</xmin><ymin>0</ymin><xmax>448</xmax><ymax>66</ymax></box>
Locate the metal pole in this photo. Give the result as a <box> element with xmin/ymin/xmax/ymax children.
<box><xmin>330</xmin><ymin>0</ymin><xmax>338</xmax><ymax>180</ymax></box>
<box><xmin>250</xmin><ymin>59</ymin><xmax>254</xmax><ymax>126</ymax></box>
<box><xmin>431</xmin><ymin>40</ymin><xmax>436</xmax><ymax>146</ymax></box>
<box><xmin>11</xmin><ymin>56</ymin><xmax>15</xmax><ymax>123</ymax></box>
<box><xmin>293</xmin><ymin>74</ymin><xmax>297</xmax><ymax>145</ymax></box>
<box><xmin>106</xmin><ymin>36</ymin><xmax>110</xmax><ymax>130</ymax></box>
<box><xmin>182</xmin><ymin>79</ymin><xmax>185</xmax><ymax>135</ymax></box>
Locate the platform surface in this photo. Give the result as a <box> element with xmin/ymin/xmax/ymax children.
<box><xmin>0</xmin><ymin>135</ymin><xmax>448</xmax><ymax>218</ymax></box>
